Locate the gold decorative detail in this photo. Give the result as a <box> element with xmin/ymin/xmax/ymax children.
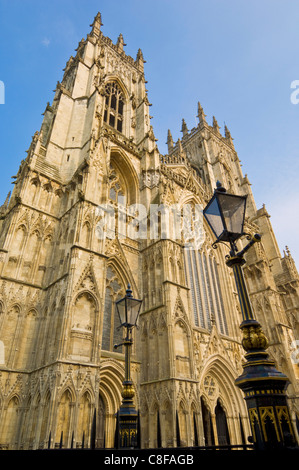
<box><xmin>248</xmin><ymin>408</ymin><xmax>259</xmax><ymax>442</ymax></box>
<box><xmin>260</xmin><ymin>406</ymin><xmax>280</xmax><ymax>442</ymax></box>
<box><xmin>241</xmin><ymin>325</ymin><xmax>268</xmax><ymax>352</ymax></box>
<box><xmin>122</xmin><ymin>383</ymin><xmax>135</xmax><ymax>399</ymax></box>
<box><xmin>276</xmin><ymin>406</ymin><xmax>294</xmax><ymax>439</ymax></box>
<box><xmin>120</xmin><ymin>428</ymin><xmax>137</xmax><ymax>447</ymax></box>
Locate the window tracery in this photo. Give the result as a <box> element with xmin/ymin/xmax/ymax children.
<box><xmin>102</xmin><ymin>266</ymin><xmax>125</xmax><ymax>351</ymax></box>
<box><xmin>203</xmin><ymin>375</ymin><xmax>217</xmax><ymax>398</ymax></box>
<box><xmin>108</xmin><ymin>164</ymin><xmax>126</xmax><ymax>203</ymax></box>
<box><xmin>184</xmin><ymin>247</ymin><xmax>228</xmax><ymax>334</ymax></box>
<box><xmin>103</xmin><ymin>82</ymin><xmax>124</xmax><ymax>133</ymax></box>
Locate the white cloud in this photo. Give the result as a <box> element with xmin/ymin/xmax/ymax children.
<box><xmin>42</xmin><ymin>37</ymin><xmax>50</xmax><ymax>47</ymax></box>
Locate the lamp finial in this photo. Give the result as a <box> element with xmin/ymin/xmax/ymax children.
<box><xmin>215</xmin><ymin>181</ymin><xmax>226</xmax><ymax>193</ymax></box>
<box><xmin>126</xmin><ymin>284</ymin><xmax>132</xmax><ymax>297</ymax></box>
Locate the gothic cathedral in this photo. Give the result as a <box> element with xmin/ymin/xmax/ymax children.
<box><xmin>0</xmin><ymin>13</ymin><xmax>298</xmax><ymax>450</ymax></box>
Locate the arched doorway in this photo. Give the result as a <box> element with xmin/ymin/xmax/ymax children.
<box><xmin>201</xmin><ymin>397</ymin><xmax>215</xmax><ymax>446</ymax></box>
<box><xmin>98</xmin><ymin>360</ymin><xmax>124</xmax><ymax>448</ymax></box>
<box><xmin>199</xmin><ymin>355</ymin><xmax>251</xmax><ymax>447</ymax></box>
<box><xmin>215</xmin><ymin>399</ymin><xmax>230</xmax><ymax>446</ymax></box>
<box><xmin>97</xmin><ymin>395</ymin><xmax>106</xmax><ymax>448</ymax></box>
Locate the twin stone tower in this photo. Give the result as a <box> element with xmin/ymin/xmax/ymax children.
<box><xmin>0</xmin><ymin>13</ymin><xmax>298</xmax><ymax>449</ymax></box>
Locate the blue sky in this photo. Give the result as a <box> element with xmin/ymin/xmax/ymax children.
<box><xmin>0</xmin><ymin>0</ymin><xmax>299</xmax><ymax>266</ymax></box>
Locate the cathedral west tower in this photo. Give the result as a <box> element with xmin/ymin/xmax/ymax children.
<box><xmin>0</xmin><ymin>12</ymin><xmax>298</xmax><ymax>449</ymax></box>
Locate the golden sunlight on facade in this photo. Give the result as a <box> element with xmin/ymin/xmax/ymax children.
<box><xmin>0</xmin><ymin>13</ymin><xmax>298</xmax><ymax>450</ymax></box>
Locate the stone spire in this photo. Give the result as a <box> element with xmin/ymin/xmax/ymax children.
<box><xmin>181</xmin><ymin>119</ymin><xmax>189</xmax><ymax>137</ymax></box>
<box><xmin>0</xmin><ymin>191</ymin><xmax>11</xmax><ymax>216</ymax></box>
<box><xmin>224</xmin><ymin>124</ymin><xmax>234</xmax><ymax>147</ymax></box>
<box><xmin>283</xmin><ymin>246</ymin><xmax>299</xmax><ymax>277</ymax></box>
<box><xmin>135</xmin><ymin>48</ymin><xmax>145</xmax><ymax>71</ymax></box>
<box><xmin>197</xmin><ymin>101</ymin><xmax>207</xmax><ymax>124</ymax></box>
<box><xmin>284</xmin><ymin>246</ymin><xmax>291</xmax><ymax>257</ymax></box>
<box><xmin>167</xmin><ymin>129</ymin><xmax>174</xmax><ymax>153</ymax></box>
<box><xmin>177</xmin><ymin>138</ymin><xmax>184</xmax><ymax>155</ymax></box>
<box><xmin>116</xmin><ymin>33</ymin><xmax>126</xmax><ymax>52</ymax></box>
<box><xmin>212</xmin><ymin>116</ymin><xmax>220</xmax><ymax>134</ymax></box>
<box><xmin>90</xmin><ymin>12</ymin><xmax>103</xmax><ymax>38</ymax></box>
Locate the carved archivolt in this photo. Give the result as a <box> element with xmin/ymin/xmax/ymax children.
<box><xmin>199</xmin><ymin>354</ymin><xmax>245</xmax><ymax>416</ymax></box>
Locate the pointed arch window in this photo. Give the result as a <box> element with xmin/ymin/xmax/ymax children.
<box><xmin>108</xmin><ymin>164</ymin><xmax>126</xmax><ymax>203</ymax></box>
<box><xmin>215</xmin><ymin>399</ymin><xmax>231</xmax><ymax>446</ymax></box>
<box><xmin>102</xmin><ymin>266</ymin><xmax>125</xmax><ymax>351</ymax></box>
<box><xmin>184</xmin><ymin>249</ymin><xmax>228</xmax><ymax>335</ymax></box>
<box><xmin>103</xmin><ymin>82</ymin><xmax>124</xmax><ymax>133</ymax></box>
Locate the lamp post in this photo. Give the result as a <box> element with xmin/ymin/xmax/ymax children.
<box><xmin>203</xmin><ymin>181</ymin><xmax>296</xmax><ymax>450</ymax></box>
<box><xmin>114</xmin><ymin>284</ymin><xmax>142</xmax><ymax>449</ymax></box>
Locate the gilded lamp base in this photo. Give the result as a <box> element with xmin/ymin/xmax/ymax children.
<box><xmin>118</xmin><ymin>381</ymin><xmax>138</xmax><ymax>449</ymax></box>
<box><xmin>236</xmin><ymin>323</ymin><xmax>296</xmax><ymax>449</ymax></box>
<box><xmin>225</xmin><ymin>252</ymin><xmax>297</xmax><ymax>449</ymax></box>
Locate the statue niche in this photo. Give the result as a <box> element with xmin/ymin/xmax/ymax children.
<box><xmin>69</xmin><ymin>292</ymin><xmax>97</xmax><ymax>361</ymax></box>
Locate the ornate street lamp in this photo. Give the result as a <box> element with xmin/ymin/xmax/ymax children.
<box><xmin>114</xmin><ymin>284</ymin><xmax>142</xmax><ymax>449</ymax></box>
<box><xmin>203</xmin><ymin>181</ymin><xmax>296</xmax><ymax>450</ymax></box>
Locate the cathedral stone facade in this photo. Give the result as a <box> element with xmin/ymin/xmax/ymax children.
<box><xmin>0</xmin><ymin>13</ymin><xmax>298</xmax><ymax>449</ymax></box>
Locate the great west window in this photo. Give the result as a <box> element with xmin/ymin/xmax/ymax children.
<box><xmin>184</xmin><ymin>249</ymin><xmax>228</xmax><ymax>335</ymax></box>
<box><xmin>103</xmin><ymin>82</ymin><xmax>124</xmax><ymax>133</ymax></box>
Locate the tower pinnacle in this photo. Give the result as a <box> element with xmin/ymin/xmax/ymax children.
<box><xmin>181</xmin><ymin>119</ymin><xmax>188</xmax><ymax>137</ymax></box>
<box><xmin>90</xmin><ymin>12</ymin><xmax>103</xmax><ymax>38</ymax></box>
<box><xmin>212</xmin><ymin>116</ymin><xmax>220</xmax><ymax>134</ymax></box>
<box><xmin>117</xmin><ymin>33</ymin><xmax>126</xmax><ymax>51</ymax></box>
<box><xmin>135</xmin><ymin>49</ymin><xmax>145</xmax><ymax>71</ymax></box>
<box><xmin>224</xmin><ymin>124</ymin><xmax>234</xmax><ymax>146</ymax></box>
<box><xmin>167</xmin><ymin>129</ymin><xmax>174</xmax><ymax>153</ymax></box>
<box><xmin>197</xmin><ymin>101</ymin><xmax>207</xmax><ymax>124</ymax></box>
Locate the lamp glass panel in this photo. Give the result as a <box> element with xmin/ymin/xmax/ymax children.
<box><xmin>116</xmin><ymin>298</ymin><xmax>127</xmax><ymax>325</ymax></box>
<box><xmin>116</xmin><ymin>297</ymin><xmax>142</xmax><ymax>327</ymax></box>
<box><xmin>203</xmin><ymin>197</ymin><xmax>224</xmax><ymax>238</ymax></box>
<box><xmin>127</xmin><ymin>297</ymin><xmax>142</xmax><ymax>326</ymax></box>
<box><xmin>217</xmin><ymin>193</ymin><xmax>246</xmax><ymax>235</ymax></box>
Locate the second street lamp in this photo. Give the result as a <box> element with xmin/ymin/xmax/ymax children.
<box><xmin>203</xmin><ymin>181</ymin><xmax>297</xmax><ymax>450</ymax></box>
<box><xmin>114</xmin><ymin>284</ymin><xmax>142</xmax><ymax>449</ymax></box>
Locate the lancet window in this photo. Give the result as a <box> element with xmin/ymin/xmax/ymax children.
<box><xmin>103</xmin><ymin>82</ymin><xmax>124</xmax><ymax>133</ymax></box>
<box><xmin>184</xmin><ymin>248</ymin><xmax>228</xmax><ymax>334</ymax></box>
<box><xmin>101</xmin><ymin>266</ymin><xmax>125</xmax><ymax>351</ymax></box>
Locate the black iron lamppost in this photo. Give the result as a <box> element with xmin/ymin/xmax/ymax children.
<box><xmin>203</xmin><ymin>181</ymin><xmax>296</xmax><ymax>450</ymax></box>
<box><xmin>114</xmin><ymin>284</ymin><xmax>142</xmax><ymax>449</ymax></box>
